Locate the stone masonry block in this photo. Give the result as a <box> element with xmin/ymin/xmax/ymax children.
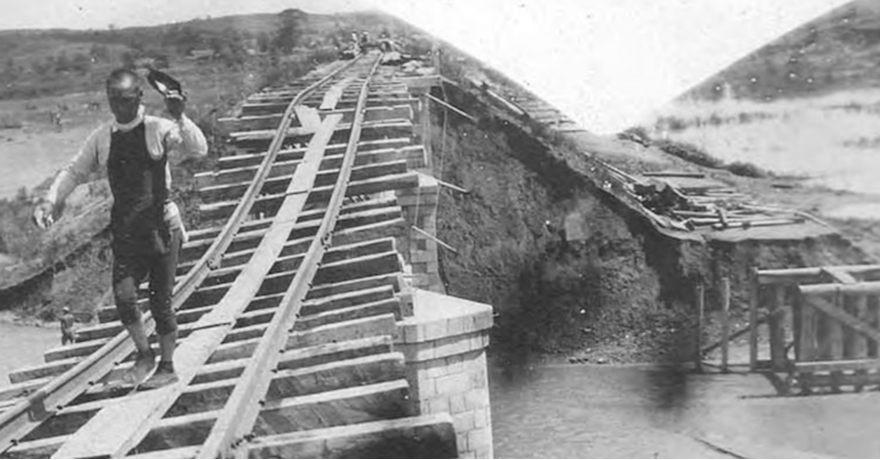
<box><xmin>424</xmin><ymin>320</ymin><xmax>447</xmax><ymax>341</ymax></box>
<box><xmin>473</xmin><ymin>408</ymin><xmax>489</xmax><ymax>428</ymax></box>
<box><xmin>465</xmin><ymin>388</ymin><xmax>490</xmax><ymax>411</ymax></box>
<box><xmin>449</xmin><ymin>393</ymin><xmax>467</xmax><ymax>414</ymax></box>
<box><xmin>475</xmin><ymin>446</ymin><xmax>492</xmax><ymax>459</ymax></box>
<box><xmin>435</xmin><ymin>372</ymin><xmax>471</xmax><ymax>396</ymax></box>
<box><xmin>456</xmin><ymin>428</ymin><xmax>469</xmax><ymax>453</ymax></box>
<box><xmin>428</xmin><ymin>395</ymin><xmax>450</xmax><ymax>413</ymax></box>
<box><xmin>467</xmin><ymin>428</ymin><xmax>490</xmax><ymax>452</ymax></box>
<box><xmin>470</xmin><ymin>367</ymin><xmax>487</xmax><ymax>389</ymax></box>
<box><xmin>432</xmin><ymin>332</ymin><xmax>482</xmax><ymax>360</ymax></box>
<box><xmin>397</xmin><ymin>342</ymin><xmax>436</xmax><ymax>362</ymax></box>
<box><xmin>453</xmin><ymin>411</ymin><xmax>476</xmax><ymax>432</ymax></box>
<box><xmin>425</xmin><ymin>362</ymin><xmax>448</xmax><ymax>379</ymax></box>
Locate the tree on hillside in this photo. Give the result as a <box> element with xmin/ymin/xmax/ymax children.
<box><xmin>54</xmin><ymin>51</ymin><xmax>71</xmax><ymax>73</ymax></box>
<box><xmin>70</xmin><ymin>53</ymin><xmax>92</xmax><ymax>73</ymax></box>
<box><xmin>89</xmin><ymin>44</ymin><xmax>110</xmax><ymax>62</ymax></box>
<box><xmin>257</xmin><ymin>32</ymin><xmax>271</xmax><ymax>53</ymax></box>
<box><xmin>3</xmin><ymin>58</ymin><xmax>20</xmax><ymax>81</ymax></box>
<box><xmin>31</xmin><ymin>59</ymin><xmax>49</xmax><ymax>75</ymax></box>
<box><xmin>272</xmin><ymin>9</ymin><xmax>305</xmax><ymax>54</ymax></box>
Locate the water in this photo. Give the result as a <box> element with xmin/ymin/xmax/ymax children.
<box><xmin>3</xmin><ymin>325</ymin><xmax>879</xmax><ymax>458</ymax></box>
<box><xmin>0</xmin><ymin>322</ymin><xmax>58</xmax><ymax>385</ymax></box>
<box><xmin>489</xmin><ymin>357</ymin><xmax>880</xmax><ymax>458</ymax></box>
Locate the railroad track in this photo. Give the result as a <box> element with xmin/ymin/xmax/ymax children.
<box><xmin>0</xmin><ymin>51</ymin><xmax>456</xmax><ymax>458</ymax></box>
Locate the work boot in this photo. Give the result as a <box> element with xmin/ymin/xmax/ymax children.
<box><xmin>124</xmin><ymin>348</ymin><xmax>156</xmax><ymax>386</ymax></box>
<box><xmin>140</xmin><ymin>361</ymin><xmax>179</xmax><ymax>390</ymax></box>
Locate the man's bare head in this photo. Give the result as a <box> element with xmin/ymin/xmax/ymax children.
<box><xmin>106</xmin><ymin>68</ymin><xmax>142</xmax><ymax>124</ymax></box>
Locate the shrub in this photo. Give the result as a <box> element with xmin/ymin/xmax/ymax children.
<box><xmin>653</xmin><ymin>139</ymin><xmax>724</xmax><ymax>169</ymax></box>
<box><xmin>617</xmin><ymin>126</ymin><xmax>651</xmax><ymax>146</ymax></box>
<box><xmin>726</xmin><ymin>161</ymin><xmax>768</xmax><ymax>178</ymax></box>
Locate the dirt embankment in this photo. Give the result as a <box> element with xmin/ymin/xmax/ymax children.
<box><xmin>431</xmin><ymin>81</ymin><xmax>871</xmax><ymax>365</ymax></box>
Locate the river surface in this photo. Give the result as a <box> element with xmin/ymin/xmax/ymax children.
<box><xmin>2</xmin><ymin>324</ymin><xmax>879</xmax><ymax>458</ymax></box>
<box><xmin>0</xmin><ymin>322</ymin><xmax>58</xmax><ymax>385</ymax></box>
<box><xmin>489</xmin><ymin>357</ymin><xmax>880</xmax><ymax>458</ymax></box>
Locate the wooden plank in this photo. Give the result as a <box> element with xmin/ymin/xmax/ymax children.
<box><xmin>749</xmin><ymin>272</ymin><xmax>759</xmax><ymax>371</ymax></box>
<box><xmin>166</xmin><ymin>353</ymin><xmax>405</xmax><ymax>418</ymax></box>
<box><xmin>209</xmin><ymin>313</ymin><xmax>396</xmax><ymax>365</ymax></box>
<box><xmin>828</xmin><ymin>291</ymin><xmax>845</xmax><ymax>368</ymax></box>
<box><xmin>199</xmin><ymin>159</ymin><xmax>409</xmax><ymax>203</ymax></box>
<box><xmin>246</xmin><ymin>413</ymin><xmax>457</xmax><ymax>459</ymax></box>
<box><xmin>289</xmin><ymin>313</ymin><xmax>397</xmax><ymax>350</ymax></box>
<box><xmin>51</xmin><ymin>335</ymin><xmax>397</xmax><ymax>419</ymax></box>
<box><xmin>199</xmin><ymin>144</ymin><xmax>424</xmax><ymax>189</ymax></box>
<box><xmin>216</xmin><ymin>138</ymin><xmax>410</xmax><ymax>170</ymax></box>
<box><xmin>799</xmin><ymin>292</ymin><xmax>817</xmax><ymax>362</ymax></box>
<box><xmin>51</xmin><ymin>389</ymin><xmax>178</xmax><ymax>458</ymax></box>
<box><xmin>823</xmin><ymin>266</ymin><xmax>859</xmax><ymax>284</ymax></box>
<box><xmin>293</xmin><ymin>298</ymin><xmax>401</xmax><ymax>331</ymax></box>
<box><xmin>802</xmin><ymin>280</ymin><xmax>880</xmax><ymax>295</ymax></box>
<box><xmin>870</xmin><ymin>295</ymin><xmax>880</xmax><ymax>359</ymax></box>
<box><xmin>797</xmin><ymin>370</ymin><xmax>880</xmax><ymax>390</ymax></box>
<box><xmin>253</xmin><ymin>379</ymin><xmax>411</xmax><ymax>435</ymax></box>
<box><xmin>229</xmin><ymin>120</ymin><xmax>412</xmax><ymax>142</ymax></box>
<box><xmin>695</xmin><ymin>282</ymin><xmax>704</xmax><ymax>372</ymax></box>
<box><xmin>129</xmin><ymin>446</ymin><xmax>200</xmax><ymax>459</ymax></box>
<box><xmin>427</xmin><ymin>93</ymin><xmax>475</xmax><ymax>122</ymax></box>
<box><xmin>805</xmin><ymin>294</ymin><xmax>880</xmax><ymax>344</ymax></box>
<box><xmin>8</xmin><ymin>359</ymin><xmax>79</xmax><ymax>385</ymax></box>
<box><xmin>302</xmin><ymin>285</ymin><xmax>395</xmax><ymax>317</ymax></box>
<box><xmin>769</xmin><ymin>284</ymin><xmax>787</xmax><ymax>369</ymax></box>
<box><xmin>721</xmin><ymin>278</ymin><xmax>730</xmax><ymax>373</ymax></box>
<box><xmin>307</xmin><ymin>273</ymin><xmax>400</xmax><ymax>300</ymax></box>
<box><xmin>134</xmin><ymin>410</ymin><xmax>216</xmax><ymax>453</ymax></box>
<box><xmin>198</xmin><ymin>172</ymin><xmax>418</xmax><ymax>222</ymax></box>
<box><xmin>134</xmin><ymin>379</ymin><xmax>412</xmax><ymax>455</ymax></box>
<box><xmin>794</xmin><ymin>358</ymin><xmax>880</xmax><ymax>373</ymax></box>
<box><xmin>3</xmin><ymin>433</ymin><xmax>66</xmax><ymax>458</ymax></box>
<box><xmin>194</xmin><ymin>335</ymin><xmax>393</xmax><ymax>385</ymax></box>
<box><xmin>0</xmin><ymin>378</ymin><xmax>50</xmax><ymax>402</ymax></box>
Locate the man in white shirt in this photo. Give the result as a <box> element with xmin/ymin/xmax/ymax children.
<box><xmin>34</xmin><ymin>68</ymin><xmax>208</xmax><ymax>389</ymax></box>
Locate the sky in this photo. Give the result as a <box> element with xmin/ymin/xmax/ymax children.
<box><xmin>0</xmin><ymin>0</ymin><xmax>853</xmax><ymax>133</ymax></box>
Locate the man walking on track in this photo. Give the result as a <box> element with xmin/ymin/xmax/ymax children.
<box><xmin>33</xmin><ymin>68</ymin><xmax>207</xmax><ymax>389</ymax></box>
<box><xmin>60</xmin><ymin>307</ymin><xmax>76</xmax><ymax>345</ymax></box>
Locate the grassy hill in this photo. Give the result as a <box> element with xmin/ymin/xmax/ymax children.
<box><xmin>0</xmin><ymin>9</ymin><xmax>409</xmax><ymax>101</ymax></box>
<box><xmin>684</xmin><ymin>0</ymin><xmax>880</xmax><ymax>102</ymax></box>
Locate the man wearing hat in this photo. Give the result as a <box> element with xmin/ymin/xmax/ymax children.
<box><xmin>60</xmin><ymin>307</ymin><xmax>76</xmax><ymax>345</ymax></box>
<box><xmin>33</xmin><ymin>68</ymin><xmax>207</xmax><ymax>389</ymax></box>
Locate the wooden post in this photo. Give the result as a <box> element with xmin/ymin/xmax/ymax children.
<box><xmin>749</xmin><ymin>270</ymin><xmax>759</xmax><ymax>371</ymax></box>
<box><xmin>854</xmin><ymin>294</ymin><xmax>868</xmax><ymax>392</ymax></box>
<box><xmin>721</xmin><ymin>277</ymin><xmax>730</xmax><ymax>373</ymax></box>
<box><xmin>770</xmin><ymin>284</ymin><xmax>787</xmax><ymax>370</ymax></box>
<box><xmin>696</xmin><ymin>282</ymin><xmax>705</xmax><ymax>373</ymax></box>
<box><xmin>869</xmin><ymin>295</ymin><xmax>879</xmax><ymax>359</ymax></box>
<box><xmin>799</xmin><ymin>292</ymin><xmax>815</xmax><ymax>394</ymax></box>
<box><xmin>829</xmin><ymin>290</ymin><xmax>844</xmax><ymax>392</ymax></box>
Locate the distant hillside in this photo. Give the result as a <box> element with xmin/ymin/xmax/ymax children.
<box><xmin>683</xmin><ymin>0</ymin><xmax>880</xmax><ymax>101</ymax></box>
<box><xmin>0</xmin><ymin>8</ymin><xmax>408</xmax><ymax>100</ymax></box>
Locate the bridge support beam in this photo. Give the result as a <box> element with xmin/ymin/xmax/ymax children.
<box><xmin>394</xmin><ymin>289</ymin><xmax>494</xmax><ymax>459</ymax></box>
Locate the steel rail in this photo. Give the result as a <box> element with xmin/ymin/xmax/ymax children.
<box><xmin>196</xmin><ymin>53</ymin><xmax>383</xmax><ymax>459</ymax></box>
<box><xmin>0</xmin><ymin>56</ymin><xmax>364</xmax><ymax>455</ymax></box>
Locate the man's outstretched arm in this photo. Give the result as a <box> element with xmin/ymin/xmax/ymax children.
<box><xmin>34</xmin><ymin>129</ymin><xmax>102</xmax><ymax>228</ymax></box>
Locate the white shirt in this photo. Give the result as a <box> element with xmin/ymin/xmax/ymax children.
<box><xmin>45</xmin><ymin>106</ymin><xmax>208</xmax><ymax>239</ymax></box>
